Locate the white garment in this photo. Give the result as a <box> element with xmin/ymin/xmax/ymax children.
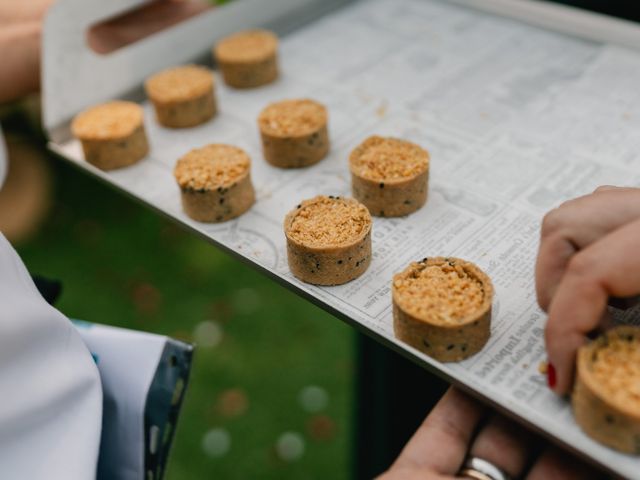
<box><xmin>0</xmin><ymin>130</ymin><xmax>102</xmax><ymax>479</ymax></box>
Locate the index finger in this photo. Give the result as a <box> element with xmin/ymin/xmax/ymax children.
<box><xmin>390</xmin><ymin>387</ymin><xmax>486</xmax><ymax>474</ymax></box>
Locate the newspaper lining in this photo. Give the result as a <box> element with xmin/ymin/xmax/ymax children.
<box><xmin>54</xmin><ymin>0</ymin><xmax>640</xmax><ymax>476</ymax></box>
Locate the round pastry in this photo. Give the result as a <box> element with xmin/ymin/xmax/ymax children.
<box><xmin>573</xmin><ymin>325</ymin><xmax>640</xmax><ymax>454</ymax></box>
<box><xmin>350</xmin><ymin>136</ymin><xmax>429</xmax><ymax>217</ymax></box>
<box><xmin>258</xmin><ymin>99</ymin><xmax>329</xmax><ymax>168</ymax></box>
<box><xmin>392</xmin><ymin>257</ymin><xmax>493</xmax><ymax>362</ymax></box>
<box><xmin>174</xmin><ymin>144</ymin><xmax>255</xmax><ymax>222</ymax></box>
<box><xmin>284</xmin><ymin>196</ymin><xmax>372</xmax><ymax>285</ymax></box>
<box><xmin>145</xmin><ymin>65</ymin><xmax>216</xmax><ymax>128</ymax></box>
<box><xmin>71</xmin><ymin>101</ymin><xmax>149</xmax><ymax>170</ymax></box>
<box><xmin>213</xmin><ymin>29</ymin><xmax>279</xmax><ymax>88</ymax></box>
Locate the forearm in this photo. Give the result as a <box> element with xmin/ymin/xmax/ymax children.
<box><xmin>0</xmin><ymin>22</ymin><xmax>41</xmax><ymax>104</ymax></box>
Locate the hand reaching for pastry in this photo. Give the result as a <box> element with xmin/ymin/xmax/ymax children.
<box><xmin>536</xmin><ymin>185</ymin><xmax>640</xmax><ymax>395</ymax></box>
<box><xmin>0</xmin><ymin>0</ymin><xmax>210</xmax><ymax>104</ymax></box>
<box><xmin>378</xmin><ymin>387</ymin><xmax>596</xmax><ymax>480</ymax></box>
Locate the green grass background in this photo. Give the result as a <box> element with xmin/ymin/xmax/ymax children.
<box><xmin>15</xmin><ymin>156</ymin><xmax>354</xmax><ymax>480</ymax></box>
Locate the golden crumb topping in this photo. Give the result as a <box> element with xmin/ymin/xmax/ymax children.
<box><xmin>72</xmin><ymin>101</ymin><xmax>143</xmax><ymax>140</ymax></box>
<box><xmin>174</xmin><ymin>144</ymin><xmax>250</xmax><ymax>190</ymax></box>
<box><xmin>258</xmin><ymin>99</ymin><xmax>327</xmax><ymax>137</ymax></box>
<box><xmin>583</xmin><ymin>326</ymin><xmax>640</xmax><ymax>413</ymax></box>
<box><xmin>285</xmin><ymin>196</ymin><xmax>371</xmax><ymax>248</ymax></box>
<box><xmin>350</xmin><ymin>136</ymin><xmax>429</xmax><ymax>182</ymax></box>
<box><xmin>145</xmin><ymin>65</ymin><xmax>214</xmax><ymax>103</ymax></box>
<box><xmin>393</xmin><ymin>258</ymin><xmax>489</xmax><ymax>325</ymax></box>
<box><xmin>215</xmin><ymin>29</ymin><xmax>278</xmax><ymax>63</ymax></box>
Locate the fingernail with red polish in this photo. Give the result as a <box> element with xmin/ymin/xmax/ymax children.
<box><xmin>547</xmin><ymin>363</ymin><xmax>557</xmax><ymax>389</ymax></box>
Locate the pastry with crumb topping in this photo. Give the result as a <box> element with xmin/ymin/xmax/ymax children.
<box><xmin>71</xmin><ymin>101</ymin><xmax>149</xmax><ymax>170</ymax></box>
<box><xmin>284</xmin><ymin>195</ymin><xmax>372</xmax><ymax>285</ymax></box>
<box><xmin>392</xmin><ymin>257</ymin><xmax>493</xmax><ymax>362</ymax></box>
<box><xmin>145</xmin><ymin>65</ymin><xmax>216</xmax><ymax>128</ymax></box>
<box><xmin>214</xmin><ymin>29</ymin><xmax>278</xmax><ymax>88</ymax></box>
<box><xmin>258</xmin><ymin>99</ymin><xmax>329</xmax><ymax>168</ymax></box>
<box><xmin>174</xmin><ymin>144</ymin><xmax>255</xmax><ymax>222</ymax></box>
<box><xmin>573</xmin><ymin>326</ymin><xmax>640</xmax><ymax>454</ymax></box>
<box><xmin>350</xmin><ymin>136</ymin><xmax>429</xmax><ymax>217</ymax></box>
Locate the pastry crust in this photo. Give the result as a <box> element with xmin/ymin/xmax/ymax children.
<box><xmin>284</xmin><ymin>196</ymin><xmax>372</xmax><ymax>285</ymax></box>
<box><xmin>71</xmin><ymin>101</ymin><xmax>149</xmax><ymax>170</ymax></box>
<box><xmin>392</xmin><ymin>257</ymin><xmax>493</xmax><ymax>362</ymax></box>
<box><xmin>258</xmin><ymin>99</ymin><xmax>329</xmax><ymax>168</ymax></box>
<box><xmin>350</xmin><ymin>136</ymin><xmax>429</xmax><ymax>217</ymax></box>
<box><xmin>573</xmin><ymin>326</ymin><xmax>640</xmax><ymax>454</ymax></box>
<box><xmin>174</xmin><ymin>144</ymin><xmax>255</xmax><ymax>222</ymax></box>
<box><xmin>145</xmin><ymin>65</ymin><xmax>216</xmax><ymax>128</ymax></box>
<box><xmin>214</xmin><ymin>29</ymin><xmax>279</xmax><ymax>88</ymax></box>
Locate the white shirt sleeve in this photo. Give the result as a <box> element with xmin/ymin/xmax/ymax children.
<box><xmin>0</xmin><ymin>232</ymin><xmax>103</xmax><ymax>479</ymax></box>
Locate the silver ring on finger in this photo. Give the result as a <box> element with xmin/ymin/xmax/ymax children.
<box><xmin>458</xmin><ymin>456</ymin><xmax>513</xmax><ymax>480</ymax></box>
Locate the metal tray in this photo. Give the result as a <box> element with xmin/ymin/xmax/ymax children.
<box><xmin>44</xmin><ymin>0</ymin><xmax>640</xmax><ymax>477</ymax></box>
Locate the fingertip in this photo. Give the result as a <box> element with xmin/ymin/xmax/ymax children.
<box><xmin>555</xmin><ymin>368</ymin><xmax>573</xmax><ymax>397</ymax></box>
<box><xmin>543</xmin><ymin>359</ymin><xmax>565</xmax><ymax>396</ymax></box>
<box><xmin>546</xmin><ymin>362</ymin><xmax>556</xmax><ymax>389</ymax></box>
<box><xmin>535</xmin><ymin>286</ymin><xmax>550</xmax><ymax>312</ymax></box>
<box><xmin>548</xmin><ymin>351</ymin><xmax>577</xmax><ymax>396</ymax></box>
<box><xmin>534</xmin><ymin>257</ymin><xmax>550</xmax><ymax>311</ymax></box>
<box><xmin>544</xmin><ymin>329</ymin><xmax>579</xmax><ymax>396</ymax></box>
<box><xmin>547</xmin><ymin>365</ymin><xmax>572</xmax><ymax>396</ymax></box>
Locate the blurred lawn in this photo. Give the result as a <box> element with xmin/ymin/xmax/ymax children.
<box><xmin>15</xmin><ymin>154</ymin><xmax>354</xmax><ymax>479</ymax></box>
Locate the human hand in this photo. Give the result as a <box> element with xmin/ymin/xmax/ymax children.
<box><xmin>0</xmin><ymin>0</ymin><xmax>210</xmax><ymax>104</ymax></box>
<box><xmin>536</xmin><ymin>186</ymin><xmax>640</xmax><ymax>395</ymax></box>
<box><xmin>378</xmin><ymin>387</ymin><xmax>596</xmax><ymax>480</ymax></box>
